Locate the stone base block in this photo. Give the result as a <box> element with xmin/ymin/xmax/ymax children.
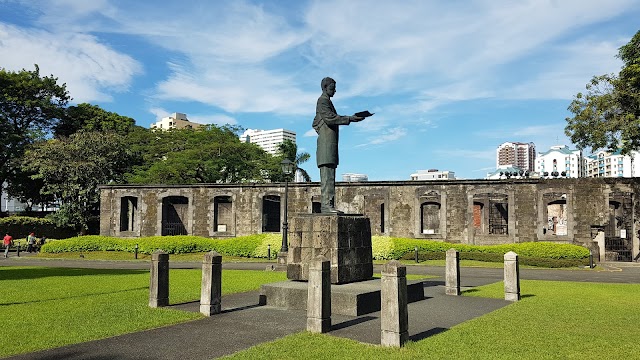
<box><xmin>287</xmin><ymin>214</ymin><xmax>373</xmax><ymax>284</ymax></box>
<box><xmin>259</xmin><ymin>279</ymin><xmax>424</xmax><ymax>316</ymax></box>
<box><xmin>505</xmin><ymin>292</ymin><xmax>521</xmax><ymax>302</ymax></box>
<box><xmin>199</xmin><ymin>304</ymin><xmax>220</xmax><ymax>316</ymax></box>
<box><xmin>381</xmin><ymin>330</ymin><xmax>408</xmax><ymax>347</ymax></box>
<box><xmin>445</xmin><ymin>286</ymin><xmax>461</xmax><ymax>296</ymax></box>
<box><xmin>307</xmin><ymin>317</ymin><xmax>331</xmax><ymax>333</ymax></box>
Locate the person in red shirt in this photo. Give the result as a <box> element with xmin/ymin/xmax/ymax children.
<box><xmin>3</xmin><ymin>233</ymin><xmax>12</xmax><ymax>258</ymax></box>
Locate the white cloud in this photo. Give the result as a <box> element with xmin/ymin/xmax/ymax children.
<box><xmin>355</xmin><ymin>127</ymin><xmax>407</xmax><ymax>147</ymax></box>
<box><xmin>303</xmin><ymin>129</ymin><xmax>317</xmax><ymax>137</ymax></box>
<box><xmin>0</xmin><ymin>23</ymin><xmax>142</xmax><ymax>103</ymax></box>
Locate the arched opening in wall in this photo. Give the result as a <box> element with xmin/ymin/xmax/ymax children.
<box><xmin>262</xmin><ymin>195</ymin><xmax>281</xmax><ymax>232</ymax></box>
<box><xmin>214</xmin><ymin>196</ymin><xmax>232</xmax><ymax>232</ymax></box>
<box><xmin>605</xmin><ymin>193</ymin><xmax>633</xmax><ymax>261</ymax></box>
<box><xmin>473</xmin><ymin>202</ymin><xmax>484</xmax><ymax>234</ymax></box>
<box><xmin>119</xmin><ymin>196</ymin><xmax>138</xmax><ymax>232</ymax></box>
<box><xmin>420</xmin><ymin>202</ymin><xmax>440</xmax><ymax>234</ymax></box>
<box><xmin>546</xmin><ymin>199</ymin><xmax>567</xmax><ymax>236</ymax></box>
<box><xmin>161</xmin><ymin>196</ymin><xmax>188</xmax><ymax>236</ymax></box>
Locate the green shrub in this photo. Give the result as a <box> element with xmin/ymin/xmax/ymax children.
<box><xmin>251</xmin><ymin>234</ymin><xmax>283</xmax><ymax>258</ymax></box>
<box><xmin>374</xmin><ymin>236</ymin><xmax>590</xmax><ymax>267</ymax></box>
<box><xmin>41</xmin><ymin>234</ymin><xmax>264</xmax><ymax>257</ymax></box>
<box><xmin>0</xmin><ymin>216</ymin><xmax>76</xmax><ymax>240</ymax></box>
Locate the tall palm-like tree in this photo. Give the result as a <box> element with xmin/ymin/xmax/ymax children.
<box><xmin>276</xmin><ymin>140</ymin><xmax>311</xmax><ymax>182</ymax></box>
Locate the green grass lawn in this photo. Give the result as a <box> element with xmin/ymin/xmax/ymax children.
<box><xmin>224</xmin><ymin>280</ymin><xmax>640</xmax><ymax>360</ymax></box>
<box><xmin>32</xmin><ymin>251</ymin><xmax>278</xmax><ymax>262</ymax></box>
<box><xmin>0</xmin><ymin>267</ymin><xmax>286</xmax><ymax>357</ymax></box>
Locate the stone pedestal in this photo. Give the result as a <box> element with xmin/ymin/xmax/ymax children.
<box><xmin>380</xmin><ymin>260</ymin><xmax>408</xmax><ymax>347</ymax></box>
<box><xmin>306</xmin><ymin>256</ymin><xmax>331</xmax><ymax>333</ymax></box>
<box><xmin>445</xmin><ymin>248</ymin><xmax>461</xmax><ymax>296</ymax></box>
<box><xmin>286</xmin><ymin>214</ymin><xmax>373</xmax><ymax>284</ymax></box>
<box><xmin>504</xmin><ymin>251</ymin><xmax>521</xmax><ymax>301</ymax></box>
<box><xmin>149</xmin><ymin>250</ymin><xmax>169</xmax><ymax>308</ymax></box>
<box><xmin>200</xmin><ymin>251</ymin><xmax>222</xmax><ymax>316</ymax></box>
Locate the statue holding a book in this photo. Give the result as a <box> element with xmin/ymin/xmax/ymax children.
<box><xmin>312</xmin><ymin>77</ymin><xmax>374</xmax><ymax>214</ymax></box>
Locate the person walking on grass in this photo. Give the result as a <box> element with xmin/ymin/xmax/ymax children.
<box><xmin>3</xmin><ymin>233</ymin><xmax>12</xmax><ymax>258</ymax></box>
<box><xmin>27</xmin><ymin>232</ymin><xmax>36</xmax><ymax>253</ymax></box>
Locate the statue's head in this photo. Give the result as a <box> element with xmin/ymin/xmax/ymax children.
<box><xmin>321</xmin><ymin>77</ymin><xmax>336</xmax><ymax>97</ymax></box>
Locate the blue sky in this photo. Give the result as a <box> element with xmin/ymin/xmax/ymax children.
<box><xmin>1</xmin><ymin>0</ymin><xmax>638</xmax><ymax>181</ymax></box>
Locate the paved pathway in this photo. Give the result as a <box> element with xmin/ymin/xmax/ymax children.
<box><xmin>3</xmin><ymin>256</ymin><xmax>640</xmax><ymax>359</ymax></box>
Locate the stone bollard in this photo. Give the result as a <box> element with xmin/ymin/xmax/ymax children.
<box><xmin>200</xmin><ymin>251</ymin><xmax>223</xmax><ymax>316</ymax></box>
<box><xmin>445</xmin><ymin>248</ymin><xmax>461</xmax><ymax>296</ymax></box>
<box><xmin>503</xmin><ymin>251</ymin><xmax>520</xmax><ymax>301</ymax></box>
<box><xmin>380</xmin><ymin>260</ymin><xmax>408</xmax><ymax>347</ymax></box>
<box><xmin>149</xmin><ymin>250</ymin><xmax>169</xmax><ymax>308</ymax></box>
<box><xmin>307</xmin><ymin>255</ymin><xmax>331</xmax><ymax>333</ymax></box>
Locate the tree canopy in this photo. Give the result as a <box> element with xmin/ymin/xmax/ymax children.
<box><xmin>55</xmin><ymin>103</ymin><xmax>137</xmax><ymax>137</ymax></box>
<box><xmin>565</xmin><ymin>30</ymin><xmax>640</xmax><ymax>154</ymax></box>
<box><xmin>0</xmin><ymin>65</ymin><xmax>70</xmax><ymax>190</ymax></box>
<box><xmin>23</xmin><ymin>131</ymin><xmax>134</xmax><ymax>234</ymax></box>
<box><xmin>125</xmin><ymin>125</ymin><xmax>273</xmax><ymax>184</ymax></box>
<box><xmin>274</xmin><ymin>139</ymin><xmax>311</xmax><ymax>182</ymax></box>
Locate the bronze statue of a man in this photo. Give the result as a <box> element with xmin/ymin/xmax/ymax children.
<box><xmin>312</xmin><ymin>77</ymin><xmax>367</xmax><ymax>214</ymax></box>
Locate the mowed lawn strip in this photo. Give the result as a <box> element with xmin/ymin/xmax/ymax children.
<box><xmin>0</xmin><ymin>267</ymin><xmax>286</xmax><ymax>357</ymax></box>
<box><xmin>224</xmin><ymin>280</ymin><xmax>640</xmax><ymax>360</ymax></box>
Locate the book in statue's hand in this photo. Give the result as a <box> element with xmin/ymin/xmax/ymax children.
<box><xmin>354</xmin><ymin>110</ymin><xmax>374</xmax><ymax>118</ymax></box>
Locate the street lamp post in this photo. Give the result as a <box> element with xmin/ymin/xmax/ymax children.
<box><xmin>280</xmin><ymin>159</ymin><xmax>294</xmax><ymax>255</ymax></box>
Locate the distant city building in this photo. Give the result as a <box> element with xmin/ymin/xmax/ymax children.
<box><xmin>535</xmin><ymin>145</ymin><xmax>584</xmax><ymax>178</ymax></box>
<box><xmin>150</xmin><ymin>113</ymin><xmax>204</xmax><ymax>130</ymax></box>
<box><xmin>485</xmin><ymin>166</ymin><xmax>527</xmax><ymax>180</ymax></box>
<box><xmin>410</xmin><ymin>169</ymin><xmax>456</xmax><ymax>180</ymax></box>
<box><xmin>342</xmin><ymin>173</ymin><xmax>369</xmax><ymax>182</ymax></box>
<box><xmin>584</xmin><ymin>150</ymin><xmax>640</xmax><ymax>178</ymax></box>
<box><xmin>239</xmin><ymin>128</ymin><xmax>296</xmax><ymax>155</ymax></box>
<box><xmin>496</xmin><ymin>141</ymin><xmax>536</xmax><ymax>172</ymax></box>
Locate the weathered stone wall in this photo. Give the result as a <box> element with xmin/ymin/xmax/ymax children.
<box><xmin>99</xmin><ymin>178</ymin><xmax>640</xmax><ymax>257</ymax></box>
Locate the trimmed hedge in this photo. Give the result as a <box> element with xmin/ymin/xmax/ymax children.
<box><xmin>0</xmin><ymin>216</ymin><xmax>77</xmax><ymax>240</ymax></box>
<box><xmin>41</xmin><ymin>234</ymin><xmax>271</xmax><ymax>258</ymax></box>
<box><xmin>40</xmin><ymin>234</ymin><xmax>591</xmax><ymax>267</ymax></box>
<box><xmin>374</xmin><ymin>236</ymin><xmax>590</xmax><ymax>261</ymax></box>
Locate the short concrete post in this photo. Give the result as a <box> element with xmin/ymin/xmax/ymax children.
<box><xmin>503</xmin><ymin>251</ymin><xmax>520</xmax><ymax>301</ymax></box>
<box><xmin>149</xmin><ymin>250</ymin><xmax>169</xmax><ymax>307</ymax></box>
<box><xmin>200</xmin><ymin>251</ymin><xmax>222</xmax><ymax>316</ymax></box>
<box><xmin>445</xmin><ymin>248</ymin><xmax>461</xmax><ymax>296</ymax></box>
<box><xmin>380</xmin><ymin>260</ymin><xmax>408</xmax><ymax>347</ymax></box>
<box><xmin>307</xmin><ymin>255</ymin><xmax>331</xmax><ymax>333</ymax></box>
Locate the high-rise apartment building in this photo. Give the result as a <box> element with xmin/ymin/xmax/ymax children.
<box><xmin>496</xmin><ymin>141</ymin><xmax>536</xmax><ymax>172</ymax></box>
<box><xmin>410</xmin><ymin>169</ymin><xmax>456</xmax><ymax>180</ymax></box>
<box><xmin>584</xmin><ymin>150</ymin><xmax>640</xmax><ymax>178</ymax></box>
<box><xmin>150</xmin><ymin>113</ymin><xmax>204</xmax><ymax>130</ymax></box>
<box><xmin>535</xmin><ymin>145</ymin><xmax>584</xmax><ymax>178</ymax></box>
<box><xmin>239</xmin><ymin>128</ymin><xmax>296</xmax><ymax>155</ymax></box>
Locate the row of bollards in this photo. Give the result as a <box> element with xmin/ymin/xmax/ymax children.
<box><xmin>149</xmin><ymin>249</ymin><xmax>222</xmax><ymax>316</ymax></box>
<box><xmin>445</xmin><ymin>248</ymin><xmax>521</xmax><ymax>301</ymax></box>
<box><xmin>305</xmin><ymin>256</ymin><xmax>409</xmax><ymax>347</ymax></box>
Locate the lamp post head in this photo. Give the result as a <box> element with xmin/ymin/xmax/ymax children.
<box><xmin>281</xmin><ymin>159</ymin><xmax>294</xmax><ymax>175</ymax></box>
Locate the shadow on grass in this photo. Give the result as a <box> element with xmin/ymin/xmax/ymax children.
<box><xmin>462</xmin><ymin>288</ymin><xmax>480</xmax><ymax>294</ymax></box>
<box><xmin>331</xmin><ymin>316</ymin><xmax>377</xmax><ymax>331</ymax></box>
<box><xmin>0</xmin><ymin>267</ymin><xmax>148</xmax><ymax>281</ymax></box>
<box><xmin>409</xmin><ymin>327</ymin><xmax>448</xmax><ymax>342</ymax></box>
<box><xmin>0</xmin><ymin>287</ymin><xmax>147</xmax><ymax>306</ymax></box>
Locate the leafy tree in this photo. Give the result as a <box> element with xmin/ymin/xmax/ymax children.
<box><xmin>126</xmin><ymin>125</ymin><xmax>272</xmax><ymax>184</ymax></box>
<box><xmin>565</xmin><ymin>30</ymin><xmax>640</xmax><ymax>153</ymax></box>
<box><xmin>54</xmin><ymin>103</ymin><xmax>137</xmax><ymax>137</ymax></box>
<box><xmin>0</xmin><ymin>65</ymin><xmax>70</xmax><ymax>191</ymax></box>
<box><xmin>23</xmin><ymin>131</ymin><xmax>134</xmax><ymax>234</ymax></box>
<box><xmin>274</xmin><ymin>139</ymin><xmax>311</xmax><ymax>182</ymax></box>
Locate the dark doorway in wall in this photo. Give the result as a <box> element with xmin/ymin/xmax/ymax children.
<box><xmin>605</xmin><ymin>192</ymin><xmax>633</xmax><ymax>261</ymax></box>
<box><xmin>119</xmin><ymin>196</ymin><xmax>137</xmax><ymax>232</ymax></box>
<box><xmin>262</xmin><ymin>195</ymin><xmax>281</xmax><ymax>232</ymax></box>
<box><xmin>162</xmin><ymin>196</ymin><xmax>188</xmax><ymax>236</ymax></box>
